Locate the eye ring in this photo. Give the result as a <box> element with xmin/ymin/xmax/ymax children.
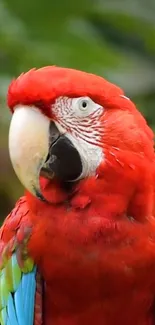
<box><xmin>79</xmin><ymin>99</ymin><xmax>89</xmax><ymax>111</ymax></box>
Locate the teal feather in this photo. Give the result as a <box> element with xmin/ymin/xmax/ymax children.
<box><xmin>7</xmin><ymin>294</ymin><xmax>18</xmax><ymax>325</ymax></box>
<box><xmin>6</xmin><ymin>316</ymin><xmax>12</xmax><ymax>325</ymax></box>
<box><xmin>22</xmin><ymin>268</ymin><xmax>36</xmax><ymax>325</ymax></box>
<box><xmin>14</xmin><ymin>280</ymin><xmax>25</xmax><ymax>324</ymax></box>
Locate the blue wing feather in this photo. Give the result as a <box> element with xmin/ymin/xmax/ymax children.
<box><xmin>23</xmin><ymin>269</ymin><xmax>36</xmax><ymax>325</ymax></box>
<box><xmin>7</xmin><ymin>294</ymin><xmax>18</xmax><ymax>325</ymax></box>
<box><xmin>14</xmin><ymin>278</ymin><xmax>26</xmax><ymax>325</ymax></box>
<box><xmin>6</xmin><ymin>315</ymin><xmax>12</xmax><ymax>325</ymax></box>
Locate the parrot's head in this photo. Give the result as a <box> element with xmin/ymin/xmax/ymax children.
<box><xmin>7</xmin><ymin>66</ymin><xmax>155</xmax><ymax>220</ymax></box>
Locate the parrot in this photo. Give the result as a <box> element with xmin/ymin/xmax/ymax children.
<box><xmin>0</xmin><ymin>66</ymin><xmax>155</xmax><ymax>325</ymax></box>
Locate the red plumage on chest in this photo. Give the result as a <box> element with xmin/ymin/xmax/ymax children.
<box><xmin>25</xmin><ymin>175</ymin><xmax>155</xmax><ymax>325</ymax></box>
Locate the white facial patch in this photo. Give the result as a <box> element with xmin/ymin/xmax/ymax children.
<box><xmin>65</xmin><ymin>132</ymin><xmax>103</xmax><ymax>180</ymax></box>
<box><xmin>52</xmin><ymin>96</ymin><xmax>104</xmax><ymax>179</ymax></box>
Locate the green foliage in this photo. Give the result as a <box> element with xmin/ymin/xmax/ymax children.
<box><xmin>0</xmin><ymin>0</ymin><xmax>155</xmax><ymax>219</ymax></box>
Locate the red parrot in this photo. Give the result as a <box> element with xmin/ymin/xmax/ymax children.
<box><xmin>0</xmin><ymin>66</ymin><xmax>155</xmax><ymax>325</ymax></box>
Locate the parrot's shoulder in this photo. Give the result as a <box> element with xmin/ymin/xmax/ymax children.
<box><xmin>0</xmin><ymin>196</ymin><xmax>31</xmax><ymax>243</ymax></box>
<box><xmin>0</xmin><ymin>196</ymin><xmax>43</xmax><ymax>325</ymax></box>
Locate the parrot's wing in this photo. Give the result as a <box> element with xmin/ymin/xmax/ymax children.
<box><xmin>0</xmin><ymin>253</ymin><xmax>36</xmax><ymax>325</ymax></box>
<box><xmin>0</xmin><ymin>197</ymin><xmax>43</xmax><ymax>325</ymax></box>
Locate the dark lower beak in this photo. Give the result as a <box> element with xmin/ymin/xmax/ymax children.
<box><xmin>41</xmin><ymin>121</ymin><xmax>82</xmax><ymax>183</ymax></box>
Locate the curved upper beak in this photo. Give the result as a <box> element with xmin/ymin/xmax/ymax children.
<box><xmin>9</xmin><ymin>105</ymin><xmax>50</xmax><ymax>200</ymax></box>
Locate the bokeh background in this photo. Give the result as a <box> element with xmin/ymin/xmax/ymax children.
<box><xmin>0</xmin><ymin>0</ymin><xmax>155</xmax><ymax>220</ymax></box>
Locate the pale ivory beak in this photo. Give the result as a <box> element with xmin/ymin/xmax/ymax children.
<box><xmin>9</xmin><ymin>105</ymin><xmax>50</xmax><ymax>199</ymax></box>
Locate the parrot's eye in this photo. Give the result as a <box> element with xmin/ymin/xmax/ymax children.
<box><xmin>73</xmin><ymin>97</ymin><xmax>101</xmax><ymax>117</ymax></box>
<box><xmin>79</xmin><ymin>99</ymin><xmax>88</xmax><ymax>111</ymax></box>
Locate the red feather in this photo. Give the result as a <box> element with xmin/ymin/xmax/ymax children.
<box><xmin>8</xmin><ymin>66</ymin><xmax>123</xmax><ymax>116</ymax></box>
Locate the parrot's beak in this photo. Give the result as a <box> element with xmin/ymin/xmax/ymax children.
<box><xmin>9</xmin><ymin>105</ymin><xmax>51</xmax><ymax>200</ymax></box>
<box><xmin>9</xmin><ymin>105</ymin><xmax>82</xmax><ymax>201</ymax></box>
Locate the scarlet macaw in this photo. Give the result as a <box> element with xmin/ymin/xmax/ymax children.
<box><xmin>0</xmin><ymin>66</ymin><xmax>155</xmax><ymax>325</ymax></box>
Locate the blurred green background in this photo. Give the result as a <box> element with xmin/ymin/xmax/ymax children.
<box><xmin>0</xmin><ymin>0</ymin><xmax>155</xmax><ymax>220</ymax></box>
